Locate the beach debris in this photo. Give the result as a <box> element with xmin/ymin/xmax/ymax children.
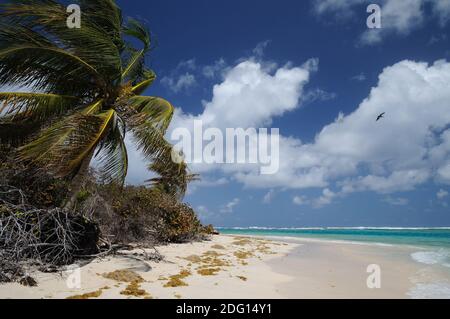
<box><xmin>102</xmin><ymin>269</ymin><xmax>144</xmax><ymax>283</ymax></box>
<box><xmin>236</xmin><ymin>276</ymin><xmax>248</xmax><ymax>281</ymax></box>
<box><xmin>197</xmin><ymin>268</ymin><xmax>221</xmax><ymax>276</ymax></box>
<box><xmin>164</xmin><ymin>269</ymin><xmax>191</xmax><ymax>287</ymax></box>
<box><xmin>232</xmin><ymin>238</ymin><xmax>252</xmax><ymax>246</ymax></box>
<box><xmin>0</xmin><ymin>186</ymin><xmax>100</xmax><ymax>284</ymax></box>
<box><xmin>184</xmin><ymin>255</ymin><xmax>202</xmax><ymax>263</ymax></box>
<box><xmin>234</xmin><ymin>250</ymin><xmax>254</xmax><ymax>260</ymax></box>
<box><xmin>18</xmin><ymin>275</ymin><xmax>38</xmax><ymax>287</ymax></box>
<box><xmin>120</xmin><ymin>281</ymin><xmax>151</xmax><ymax>298</ymax></box>
<box><xmin>66</xmin><ymin>288</ymin><xmax>104</xmax><ymax>299</ymax></box>
<box><xmin>211</xmin><ymin>244</ymin><xmax>226</xmax><ymax>250</ymax></box>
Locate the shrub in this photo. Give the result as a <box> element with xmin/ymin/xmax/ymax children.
<box><xmin>91</xmin><ymin>185</ymin><xmax>207</xmax><ymax>244</ymax></box>
<box><xmin>0</xmin><ymin>149</ymin><xmax>69</xmax><ymax>208</ymax></box>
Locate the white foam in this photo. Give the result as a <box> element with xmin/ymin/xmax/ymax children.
<box><xmin>237</xmin><ymin>234</ymin><xmax>394</xmax><ymax>247</ymax></box>
<box><xmin>411</xmin><ymin>249</ymin><xmax>450</xmax><ymax>267</ymax></box>
<box><xmin>216</xmin><ymin>226</ymin><xmax>450</xmax><ymax>230</ymax></box>
<box><xmin>407</xmin><ymin>282</ymin><xmax>450</xmax><ymax>299</ymax></box>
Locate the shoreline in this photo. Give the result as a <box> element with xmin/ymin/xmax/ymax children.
<box><xmin>1</xmin><ymin>234</ymin><xmax>449</xmax><ymax>299</ymax></box>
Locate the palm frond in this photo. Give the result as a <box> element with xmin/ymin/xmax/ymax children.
<box><xmin>121</xmin><ymin>48</ymin><xmax>145</xmax><ymax>81</ymax></box>
<box><xmin>18</xmin><ymin>109</ymin><xmax>115</xmax><ymax>178</ymax></box>
<box><xmin>0</xmin><ymin>0</ymin><xmax>122</xmax><ymax>81</ymax></box>
<box><xmin>123</xmin><ymin>18</ymin><xmax>151</xmax><ymax>50</ymax></box>
<box><xmin>121</xmin><ymin>18</ymin><xmax>152</xmax><ymax>82</ymax></box>
<box><xmin>131</xmin><ymin>70</ymin><xmax>157</xmax><ymax>95</ymax></box>
<box><xmin>95</xmin><ymin>116</ymin><xmax>128</xmax><ymax>185</ymax></box>
<box><xmin>78</xmin><ymin>0</ymin><xmax>123</xmax><ymax>50</ymax></box>
<box><xmin>0</xmin><ymin>119</ymin><xmax>42</xmax><ymax>147</ymax></box>
<box><xmin>0</xmin><ymin>92</ymin><xmax>79</xmax><ymax>121</ymax></box>
<box><xmin>128</xmin><ymin>96</ymin><xmax>174</xmax><ymax>133</ymax></box>
<box><xmin>0</xmin><ymin>46</ymin><xmax>104</xmax><ymax>95</ymax></box>
<box><xmin>0</xmin><ymin>22</ymin><xmax>53</xmax><ymax>49</ymax></box>
<box><xmin>147</xmin><ymin>150</ymin><xmax>199</xmax><ymax>199</ymax></box>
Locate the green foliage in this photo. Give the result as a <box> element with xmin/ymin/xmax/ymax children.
<box><xmin>0</xmin><ymin>149</ymin><xmax>70</xmax><ymax>209</ymax></box>
<box><xmin>93</xmin><ymin>185</ymin><xmax>209</xmax><ymax>244</ymax></box>
<box><xmin>0</xmin><ymin>0</ymin><xmax>194</xmax><ymax>198</ymax></box>
<box><xmin>76</xmin><ymin>189</ymin><xmax>91</xmax><ymax>203</ymax></box>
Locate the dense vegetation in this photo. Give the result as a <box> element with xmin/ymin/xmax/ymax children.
<box><xmin>0</xmin><ymin>0</ymin><xmax>213</xmax><ymax>285</ymax></box>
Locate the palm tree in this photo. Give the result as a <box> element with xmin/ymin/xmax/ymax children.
<box><xmin>0</xmin><ymin>0</ymin><xmax>194</xmax><ymax>205</ymax></box>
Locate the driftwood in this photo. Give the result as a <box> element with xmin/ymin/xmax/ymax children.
<box><xmin>0</xmin><ymin>185</ymin><xmax>99</xmax><ymax>284</ymax></box>
<box><xmin>0</xmin><ymin>185</ymin><xmax>164</xmax><ymax>285</ymax></box>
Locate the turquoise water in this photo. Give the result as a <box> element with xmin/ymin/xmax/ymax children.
<box><xmin>219</xmin><ymin>227</ymin><xmax>450</xmax><ymax>298</ymax></box>
<box><xmin>218</xmin><ymin>227</ymin><xmax>450</xmax><ymax>248</ymax></box>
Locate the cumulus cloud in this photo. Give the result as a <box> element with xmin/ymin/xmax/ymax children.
<box><xmin>186</xmin><ymin>59</ymin><xmax>450</xmax><ymax>207</ymax></box>
<box><xmin>126</xmin><ymin>51</ymin><xmax>450</xmax><ymax>209</ymax></box>
<box><xmin>161</xmin><ymin>73</ymin><xmax>196</xmax><ymax>93</ymax></box>
<box><xmin>293</xmin><ymin>188</ymin><xmax>337</xmax><ymax>208</ymax></box>
<box><xmin>220</xmin><ymin>198</ymin><xmax>240</xmax><ymax>213</ymax></box>
<box><xmin>312</xmin><ymin>0</ymin><xmax>450</xmax><ymax>45</ymax></box>
<box><xmin>202</xmin><ymin>58</ymin><xmax>227</xmax><ymax>79</ymax></box>
<box><xmin>293</xmin><ymin>195</ymin><xmax>308</xmax><ymax>206</ymax></box>
<box><xmin>382</xmin><ymin>196</ymin><xmax>409</xmax><ymax>206</ymax></box>
<box><xmin>161</xmin><ymin>59</ymin><xmax>197</xmax><ymax>93</ymax></box>
<box><xmin>437</xmin><ymin>189</ymin><xmax>449</xmax><ymax>199</ymax></box>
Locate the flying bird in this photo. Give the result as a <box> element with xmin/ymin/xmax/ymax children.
<box><xmin>376</xmin><ymin>112</ymin><xmax>385</xmax><ymax>121</ymax></box>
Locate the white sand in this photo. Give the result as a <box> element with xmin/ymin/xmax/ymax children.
<box><xmin>0</xmin><ymin>235</ymin><xmax>296</xmax><ymax>299</ymax></box>
<box><xmin>1</xmin><ymin>234</ymin><xmax>448</xmax><ymax>299</ymax></box>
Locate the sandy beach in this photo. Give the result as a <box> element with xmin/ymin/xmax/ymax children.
<box><xmin>0</xmin><ymin>235</ymin><xmax>449</xmax><ymax>299</ymax></box>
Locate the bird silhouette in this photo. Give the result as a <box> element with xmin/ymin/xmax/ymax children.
<box><xmin>376</xmin><ymin>112</ymin><xmax>385</xmax><ymax>121</ymax></box>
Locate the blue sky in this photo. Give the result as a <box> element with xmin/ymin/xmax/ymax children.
<box><xmin>118</xmin><ymin>0</ymin><xmax>450</xmax><ymax>227</ymax></box>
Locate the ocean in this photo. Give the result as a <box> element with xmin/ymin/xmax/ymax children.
<box><xmin>218</xmin><ymin>227</ymin><xmax>450</xmax><ymax>274</ymax></box>
<box><xmin>218</xmin><ymin>227</ymin><xmax>450</xmax><ymax>248</ymax></box>
<box><xmin>219</xmin><ymin>227</ymin><xmax>450</xmax><ymax>298</ymax></box>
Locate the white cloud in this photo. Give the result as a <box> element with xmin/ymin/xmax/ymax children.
<box><xmin>433</xmin><ymin>0</ymin><xmax>450</xmax><ymax>26</ymax></box>
<box><xmin>127</xmin><ymin>54</ymin><xmax>450</xmax><ymax>206</ymax></box>
<box><xmin>263</xmin><ymin>189</ymin><xmax>276</xmax><ymax>204</ymax></box>
<box><xmin>313</xmin><ymin>0</ymin><xmax>450</xmax><ymax>45</ymax></box>
<box><xmin>202</xmin><ymin>58</ymin><xmax>227</xmax><ymax>79</ymax></box>
<box><xmin>382</xmin><ymin>196</ymin><xmax>409</xmax><ymax>206</ymax></box>
<box><xmin>220</xmin><ymin>198</ymin><xmax>240</xmax><ymax>213</ymax></box>
<box><xmin>437</xmin><ymin>189</ymin><xmax>449</xmax><ymax>199</ymax></box>
<box><xmin>312</xmin><ymin>188</ymin><xmax>337</xmax><ymax>208</ymax></box>
<box><xmin>302</xmin><ymin>88</ymin><xmax>337</xmax><ymax>104</ymax></box>
<box><xmin>360</xmin><ymin>0</ymin><xmax>424</xmax><ymax>45</ymax></box>
<box><xmin>293</xmin><ymin>195</ymin><xmax>308</xmax><ymax>206</ymax></box>
<box><xmin>216</xmin><ymin>59</ymin><xmax>450</xmax><ymax>200</ymax></box>
<box><xmin>161</xmin><ymin>73</ymin><xmax>196</xmax><ymax>93</ymax></box>
<box><xmin>351</xmin><ymin>73</ymin><xmax>367</xmax><ymax>81</ymax></box>
<box><xmin>160</xmin><ymin>59</ymin><xmax>198</xmax><ymax>93</ymax></box>
<box><xmin>186</xmin><ymin>177</ymin><xmax>229</xmax><ymax>195</ymax></box>
<box><xmin>177</xmin><ymin>59</ymin><xmax>197</xmax><ymax>70</ymax></box>
<box><xmin>196</xmin><ymin>205</ymin><xmax>212</xmax><ymax>220</ymax></box>
<box><xmin>292</xmin><ymin>188</ymin><xmax>337</xmax><ymax>208</ymax></box>
<box><xmin>253</xmin><ymin>40</ymin><xmax>271</xmax><ymax>57</ymax></box>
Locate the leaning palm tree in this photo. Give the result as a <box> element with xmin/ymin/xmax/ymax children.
<box><xmin>0</xmin><ymin>0</ymin><xmax>194</xmax><ymax>205</ymax></box>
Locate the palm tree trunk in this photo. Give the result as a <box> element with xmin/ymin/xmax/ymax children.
<box><xmin>64</xmin><ymin>150</ymin><xmax>95</xmax><ymax>210</ymax></box>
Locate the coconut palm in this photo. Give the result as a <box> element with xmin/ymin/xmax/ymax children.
<box><xmin>0</xmin><ymin>0</ymin><xmax>194</xmax><ymax>204</ymax></box>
